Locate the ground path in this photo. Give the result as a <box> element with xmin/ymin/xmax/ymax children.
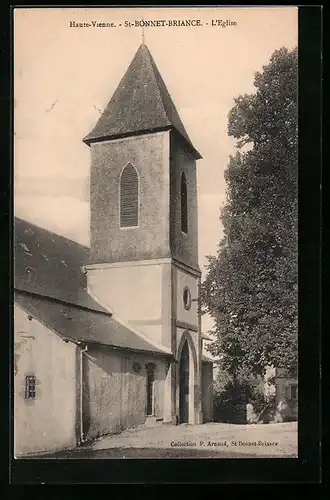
<box><xmin>35</xmin><ymin>421</ymin><xmax>297</xmax><ymax>459</ymax></box>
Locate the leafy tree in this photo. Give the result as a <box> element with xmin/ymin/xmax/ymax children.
<box><xmin>202</xmin><ymin>47</ymin><xmax>298</xmax><ymax>383</ymax></box>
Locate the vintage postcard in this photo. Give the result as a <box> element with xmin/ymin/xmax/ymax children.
<box><xmin>13</xmin><ymin>6</ymin><xmax>298</xmax><ymax>460</ymax></box>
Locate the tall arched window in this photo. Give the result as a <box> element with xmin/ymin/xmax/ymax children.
<box><xmin>120</xmin><ymin>163</ymin><xmax>139</xmax><ymax>228</ymax></box>
<box><xmin>181</xmin><ymin>172</ymin><xmax>188</xmax><ymax>234</ymax></box>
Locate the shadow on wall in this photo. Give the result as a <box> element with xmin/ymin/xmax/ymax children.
<box><xmin>82</xmin><ymin>346</ymin><xmax>145</xmax><ymax>441</ymax></box>
<box><xmin>80</xmin><ymin>346</ymin><xmax>165</xmax><ymax>442</ymax></box>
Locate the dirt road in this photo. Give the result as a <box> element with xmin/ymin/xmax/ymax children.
<box><xmin>33</xmin><ymin>421</ymin><xmax>298</xmax><ymax>459</ymax></box>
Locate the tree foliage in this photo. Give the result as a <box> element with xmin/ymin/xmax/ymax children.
<box><xmin>202</xmin><ymin>47</ymin><xmax>298</xmax><ymax>381</ymax></box>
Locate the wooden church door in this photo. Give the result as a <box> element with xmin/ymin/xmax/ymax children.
<box><xmin>146</xmin><ymin>363</ymin><xmax>156</xmax><ymax>416</ymax></box>
<box><xmin>179</xmin><ymin>341</ymin><xmax>190</xmax><ymax>423</ymax></box>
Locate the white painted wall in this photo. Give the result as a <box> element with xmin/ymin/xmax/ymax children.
<box><xmin>87</xmin><ymin>263</ymin><xmax>162</xmax><ymax>318</ymax></box>
<box><xmin>87</xmin><ymin>261</ymin><xmax>165</xmax><ymax>344</ymax></box>
<box><xmin>175</xmin><ymin>267</ymin><xmax>198</xmax><ymax>327</ymax></box>
<box><xmin>14</xmin><ymin>304</ymin><xmax>77</xmax><ymax>456</ymax></box>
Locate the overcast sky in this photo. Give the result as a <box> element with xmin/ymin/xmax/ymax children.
<box><xmin>14</xmin><ymin>6</ymin><xmax>298</xmax><ymax>334</ymax></box>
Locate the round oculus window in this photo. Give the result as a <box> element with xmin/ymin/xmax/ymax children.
<box><xmin>183</xmin><ymin>287</ymin><xmax>192</xmax><ymax>310</ymax></box>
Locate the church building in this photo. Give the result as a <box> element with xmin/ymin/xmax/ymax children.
<box><xmin>14</xmin><ymin>43</ymin><xmax>214</xmax><ymax>457</ymax></box>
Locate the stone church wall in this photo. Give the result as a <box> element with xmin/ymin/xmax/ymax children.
<box><xmin>83</xmin><ymin>346</ymin><xmax>166</xmax><ymax>442</ymax></box>
<box><xmin>169</xmin><ymin>133</ymin><xmax>199</xmax><ymax>270</ymax></box>
<box><xmin>90</xmin><ymin>131</ymin><xmax>171</xmax><ymax>264</ymax></box>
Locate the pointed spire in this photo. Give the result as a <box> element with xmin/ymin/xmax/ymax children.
<box><xmin>83</xmin><ymin>43</ymin><xmax>202</xmax><ymax>159</ymax></box>
<box><xmin>141</xmin><ymin>17</ymin><xmax>145</xmax><ymax>45</ymax></box>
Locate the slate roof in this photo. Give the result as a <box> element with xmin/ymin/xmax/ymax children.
<box><xmin>14</xmin><ymin>217</ymin><xmax>105</xmax><ymax>313</ymax></box>
<box><xmin>15</xmin><ymin>291</ymin><xmax>171</xmax><ymax>356</ymax></box>
<box><xmin>83</xmin><ymin>43</ymin><xmax>202</xmax><ymax>160</ymax></box>
<box><xmin>202</xmin><ymin>332</ymin><xmax>213</xmax><ymax>341</ymax></box>
<box><xmin>14</xmin><ymin>217</ymin><xmax>172</xmax><ymax>357</ymax></box>
<box><xmin>202</xmin><ymin>354</ymin><xmax>214</xmax><ymax>364</ymax></box>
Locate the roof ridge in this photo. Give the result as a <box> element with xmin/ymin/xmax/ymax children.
<box><xmin>82</xmin><ymin>43</ymin><xmax>201</xmax><ymax>159</ymax></box>
<box><xmin>111</xmin><ymin>313</ymin><xmax>173</xmax><ymax>356</ymax></box>
<box><xmin>14</xmin><ymin>288</ymin><xmax>111</xmax><ymax>317</ymax></box>
<box><xmin>147</xmin><ymin>48</ymin><xmax>189</xmax><ymax>137</ymax></box>
<box><xmin>82</xmin><ymin>47</ymin><xmax>137</xmax><ymax>143</ymax></box>
<box><xmin>14</xmin><ymin>216</ymin><xmax>89</xmax><ymax>252</ymax></box>
<box><xmin>141</xmin><ymin>44</ymin><xmax>171</xmax><ymax>126</ymax></box>
<box><xmin>142</xmin><ymin>45</ymin><xmax>202</xmax><ymax>159</ymax></box>
<box><xmin>15</xmin><ymin>291</ymin><xmax>174</xmax><ymax>357</ymax></box>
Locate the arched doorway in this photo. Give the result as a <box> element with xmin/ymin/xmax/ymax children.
<box><xmin>179</xmin><ymin>341</ymin><xmax>190</xmax><ymax>423</ymax></box>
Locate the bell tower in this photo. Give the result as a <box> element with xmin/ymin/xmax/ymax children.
<box><xmin>83</xmin><ymin>43</ymin><xmax>203</xmax><ymax>424</ymax></box>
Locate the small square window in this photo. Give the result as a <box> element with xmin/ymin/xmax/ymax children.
<box><xmin>25</xmin><ymin>375</ymin><xmax>36</xmax><ymax>400</ymax></box>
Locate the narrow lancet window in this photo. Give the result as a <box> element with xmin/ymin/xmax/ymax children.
<box><xmin>120</xmin><ymin>163</ymin><xmax>139</xmax><ymax>228</ymax></box>
<box><xmin>181</xmin><ymin>172</ymin><xmax>188</xmax><ymax>234</ymax></box>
